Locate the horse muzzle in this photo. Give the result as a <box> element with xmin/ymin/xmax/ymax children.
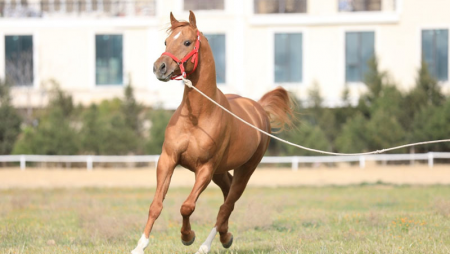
<box><xmin>153</xmin><ymin>56</ymin><xmax>179</xmax><ymax>82</ymax></box>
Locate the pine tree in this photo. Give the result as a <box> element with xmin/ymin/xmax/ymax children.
<box><xmin>122</xmin><ymin>78</ymin><xmax>143</xmax><ymax>136</ymax></box>
<box><xmin>146</xmin><ymin>109</ymin><xmax>172</xmax><ymax>155</ymax></box>
<box><xmin>13</xmin><ymin>83</ymin><xmax>79</xmax><ymax>155</ymax></box>
<box><xmin>0</xmin><ymin>79</ymin><xmax>22</xmax><ymax>155</ymax></box>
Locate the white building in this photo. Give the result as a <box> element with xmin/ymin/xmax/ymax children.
<box><xmin>1</xmin><ymin>0</ymin><xmax>449</xmax><ymax>109</ymax></box>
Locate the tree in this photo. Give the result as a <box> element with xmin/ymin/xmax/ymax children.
<box><xmin>79</xmin><ymin>104</ymin><xmax>105</xmax><ymax>154</ymax></box>
<box><xmin>409</xmin><ymin>100</ymin><xmax>450</xmax><ymax>152</ymax></box>
<box><xmin>278</xmin><ymin>121</ymin><xmax>330</xmax><ymax>156</ymax></box>
<box><xmin>403</xmin><ymin>60</ymin><xmax>445</xmax><ymax>132</ymax></box>
<box><xmin>411</xmin><ymin>60</ymin><xmax>445</xmax><ymax>107</ymax></box>
<box><xmin>13</xmin><ymin>83</ymin><xmax>79</xmax><ymax>155</ymax></box>
<box><xmin>335</xmin><ymin>113</ymin><xmax>368</xmax><ymax>153</ymax></box>
<box><xmin>0</xmin><ymin>79</ymin><xmax>22</xmax><ymax>155</ymax></box>
<box><xmin>357</xmin><ymin>56</ymin><xmax>387</xmax><ymax>118</ymax></box>
<box><xmin>366</xmin><ymin>110</ymin><xmax>406</xmax><ymax>153</ymax></box>
<box><xmin>122</xmin><ymin>79</ymin><xmax>143</xmax><ymax>135</ymax></box>
<box><xmin>146</xmin><ymin>109</ymin><xmax>173</xmax><ymax>154</ymax></box>
<box><xmin>78</xmin><ymin>85</ymin><xmax>144</xmax><ymax>155</ymax></box>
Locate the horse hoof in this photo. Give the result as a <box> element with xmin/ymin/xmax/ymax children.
<box><xmin>181</xmin><ymin>231</ymin><xmax>196</xmax><ymax>246</ymax></box>
<box><xmin>222</xmin><ymin>234</ymin><xmax>233</xmax><ymax>249</ymax></box>
<box><xmin>131</xmin><ymin>248</ymin><xmax>144</xmax><ymax>254</ymax></box>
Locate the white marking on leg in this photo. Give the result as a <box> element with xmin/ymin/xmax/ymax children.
<box><xmin>174</xmin><ymin>31</ymin><xmax>182</xmax><ymax>40</ymax></box>
<box><xmin>195</xmin><ymin>227</ymin><xmax>217</xmax><ymax>254</ymax></box>
<box><xmin>131</xmin><ymin>233</ymin><xmax>149</xmax><ymax>254</ymax></box>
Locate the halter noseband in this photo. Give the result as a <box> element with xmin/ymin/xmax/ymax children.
<box><xmin>161</xmin><ymin>30</ymin><xmax>201</xmax><ymax>80</ymax></box>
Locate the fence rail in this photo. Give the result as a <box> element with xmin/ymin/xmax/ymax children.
<box><xmin>1</xmin><ymin>152</ymin><xmax>450</xmax><ymax>170</ymax></box>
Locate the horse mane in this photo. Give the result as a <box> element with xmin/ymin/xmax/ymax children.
<box><xmin>166</xmin><ymin>21</ymin><xmax>191</xmax><ymax>34</ymax></box>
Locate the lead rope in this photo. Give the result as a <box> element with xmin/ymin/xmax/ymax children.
<box><xmin>181</xmin><ymin>77</ymin><xmax>450</xmax><ymax>156</ymax></box>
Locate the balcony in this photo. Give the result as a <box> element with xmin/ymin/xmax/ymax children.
<box><xmin>250</xmin><ymin>0</ymin><xmax>399</xmax><ymax>26</ymax></box>
<box><xmin>0</xmin><ymin>0</ymin><xmax>156</xmax><ymax>18</ymax></box>
<box><xmin>254</xmin><ymin>0</ymin><xmax>307</xmax><ymax>14</ymax></box>
<box><xmin>339</xmin><ymin>0</ymin><xmax>380</xmax><ymax>12</ymax></box>
<box><xmin>338</xmin><ymin>0</ymin><xmax>396</xmax><ymax>12</ymax></box>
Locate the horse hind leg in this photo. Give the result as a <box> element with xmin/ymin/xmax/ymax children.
<box><xmin>195</xmin><ymin>166</ymin><xmax>256</xmax><ymax>254</ymax></box>
<box><xmin>216</xmin><ymin>167</ymin><xmax>256</xmax><ymax>248</ymax></box>
<box><xmin>213</xmin><ymin>172</ymin><xmax>233</xmax><ymax>201</ymax></box>
<box><xmin>194</xmin><ymin>173</ymin><xmax>233</xmax><ymax>254</ymax></box>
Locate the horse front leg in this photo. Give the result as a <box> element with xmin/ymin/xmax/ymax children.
<box><xmin>180</xmin><ymin>165</ymin><xmax>214</xmax><ymax>246</ymax></box>
<box><xmin>131</xmin><ymin>151</ymin><xmax>177</xmax><ymax>254</ymax></box>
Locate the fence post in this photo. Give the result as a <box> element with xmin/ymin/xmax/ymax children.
<box><xmin>20</xmin><ymin>155</ymin><xmax>26</xmax><ymax>170</ymax></box>
<box><xmin>87</xmin><ymin>156</ymin><xmax>93</xmax><ymax>171</ymax></box>
<box><xmin>428</xmin><ymin>152</ymin><xmax>434</xmax><ymax>168</ymax></box>
<box><xmin>359</xmin><ymin>156</ymin><xmax>365</xmax><ymax>169</ymax></box>
<box><xmin>291</xmin><ymin>157</ymin><xmax>299</xmax><ymax>171</ymax></box>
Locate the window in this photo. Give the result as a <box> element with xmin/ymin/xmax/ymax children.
<box><xmin>96</xmin><ymin>34</ymin><xmax>123</xmax><ymax>85</ymax></box>
<box><xmin>254</xmin><ymin>0</ymin><xmax>307</xmax><ymax>14</ymax></box>
<box><xmin>274</xmin><ymin>33</ymin><xmax>302</xmax><ymax>83</ymax></box>
<box><xmin>205</xmin><ymin>34</ymin><xmax>226</xmax><ymax>83</ymax></box>
<box><xmin>345</xmin><ymin>31</ymin><xmax>375</xmax><ymax>82</ymax></box>
<box><xmin>184</xmin><ymin>0</ymin><xmax>224</xmax><ymax>11</ymax></box>
<box><xmin>5</xmin><ymin>35</ymin><xmax>33</xmax><ymax>86</ymax></box>
<box><xmin>422</xmin><ymin>29</ymin><xmax>448</xmax><ymax>81</ymax></box>
<box><xmin>338</xmin><ymin>0</ymin><xmax>381</xmax><ymax>12</ymax></box>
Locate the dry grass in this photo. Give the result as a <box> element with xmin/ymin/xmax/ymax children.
<box><xmin>1</xmin><ymin>164</ymin><xmax>450</xmax><ymax>189</ymax></box>
<box><xmin>434</xmin><ymin>198</ymin><xmax>450</xmax><ymax>217</ymax></box>
<box><xmin>1</xmin><ymin>164</ymin><xmax>450</xmax><ymax>253</ymax></box>
<box><xmin>3</xmin><ymin>186</ymin><xmax>450</xmax><ymax>253</ymax></box>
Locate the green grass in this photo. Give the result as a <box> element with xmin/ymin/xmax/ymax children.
<box><xmin>1</xmin><ymin>185</ymin><xmax>450</xmax><ymax>253</ymax></box>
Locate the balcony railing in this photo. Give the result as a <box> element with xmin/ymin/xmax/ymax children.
<box><xmin>0</xmin><ymin>0</ymin><xmax>156</xmax><ymax>18</ymax></box>
<box><xmin>184</xmin><ymin>0</ymin><xmax>224</xmax><ymax>11</ymax></box>
<box><xmin>254</xmin><ymin>0</ymin><xmax>307</xmax><ymax>14</ymax></box>
<box><xmin>338</xmin><ymin>0</ymin><xmax>394</xmax><ymax>12</ymax></box>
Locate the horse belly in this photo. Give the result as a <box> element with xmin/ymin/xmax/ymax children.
<box><xmin>216</xmin><ymin>98</ymin><xmax>269</xmax><ymax>172</ymax></box>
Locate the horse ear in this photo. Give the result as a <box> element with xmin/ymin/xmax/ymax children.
<box><xmin>170</xmin><ymin>12</ymin><xmax>178</xmax><ymax>24</ymax></box>
<box><xmin>189</xmin><ymin>10</ymin><xmax>197</xmax><ymax>29</ymax></box>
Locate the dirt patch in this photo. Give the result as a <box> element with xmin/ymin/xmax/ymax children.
<box><xmin>0</xmin><ymin>164</ymin><xmax>449</xmax><ymax>189</ymax></box>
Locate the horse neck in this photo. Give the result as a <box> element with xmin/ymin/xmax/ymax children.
<box><xmin>181</xmin><ymin>40</ymin><xmax>218</xmax><ymax>118</ymax></box>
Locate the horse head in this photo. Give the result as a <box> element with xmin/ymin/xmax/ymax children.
<box><xmin>153</xmin><ymin>11</ymin><xmax>200</xmax><ymax>81</ymax></box>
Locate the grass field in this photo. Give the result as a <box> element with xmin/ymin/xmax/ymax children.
<box><xmin>1</xmin><ymin>185</ymin><xmax>450</xmax><ymax>253</ymax></box>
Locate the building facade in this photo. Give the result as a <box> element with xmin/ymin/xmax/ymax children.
<box><xmin>1</xmin><ymin>0</ymin><xmax>449</xmax><ymax>109</ymax></box>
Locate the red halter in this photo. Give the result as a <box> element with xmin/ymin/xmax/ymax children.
<box><xmin>161</xmin><ymin>30</ymin><xmax>201</xmax><ymax>80</ymax></box>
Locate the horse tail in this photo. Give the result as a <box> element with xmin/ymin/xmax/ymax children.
<box><xmin>258</xmin><ymin>87</ymin><xmax>295</xmax><ymax>133</ymax></box>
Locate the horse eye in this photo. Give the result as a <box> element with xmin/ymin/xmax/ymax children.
<box><xmin>184</xmin><ymin>41</ymin><xmax>191</xmax><ymax>47</ymax></box>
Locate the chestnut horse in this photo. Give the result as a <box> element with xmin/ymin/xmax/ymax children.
<box><xmin>132</xmin><ymin>11</ymin><xmax>294</xmax><ymax>254</ymax></box>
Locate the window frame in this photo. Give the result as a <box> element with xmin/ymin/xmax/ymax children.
<box><xmin>417</xmin><ymin>25</ymin><xmax>450</xmax><ymax>86</ymax></box>
<box><xmin>420</xmin><ymin>28</ymin><xmax>449</xmax><ymax>82</ymax></box>
<box><xmin>341</xmin><ymin>28</ymin><xmax>377</xmax><ymax>86</ymax></box>
<box><xmin>204</xmin><ymin>33</ymin><xmax>227</xmax><ymax>85</ymax></box>
<box><xmin>2</xmin><ymin>32</ymin><xmax>38</xmax><ymax>89</ymax></box>
<box><xmin>94</xmin><ymin>33</ymin><xmax>125</xmax><ymax>86</ymax></box>
<box><xmin>269</xmin><ymin>28</ymin><xmax>306</xmax><ymax>88</ymax></box>
<box><xmin>344</xmin><ymin>31</ymin><xmax>375</xmax><ymax>83</ymax></box>
<box><xmin>200</xmin><ymin>30</ymin><xmax>230</xmax><ymax>87</ymax></box>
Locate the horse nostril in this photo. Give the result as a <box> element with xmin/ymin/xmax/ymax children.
<box><xmin>153</xmin><ymin>64</ymin><xmax>156</xmax><ymax>73</ymax></box>
<box><xmin>160</xmin><ymin>63</ymin><xmax>167</xmax><ymax>74</ymax></box>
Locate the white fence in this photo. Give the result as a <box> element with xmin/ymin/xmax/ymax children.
<box><xmin>1</xmin><ymin>152</ymin><xmax>450</xmax><ymax>170</ymax></box>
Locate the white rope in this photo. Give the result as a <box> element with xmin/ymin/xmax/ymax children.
<box><xmin>182</xmin><ymin>78</ymin><xmax>450</xmax><ymax>156</ymax></box>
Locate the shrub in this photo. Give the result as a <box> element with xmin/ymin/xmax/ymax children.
<box><xmin>13</xmin><ymin>84</ymin><xmax>79</xmax><ymax>155</ymax></box>
<box><xmin>0</xmin><ymin>79</ymin><xmax>22</xmax><ymax>155</ymax></box>
<box><xmin>146</xmin><ymin>109</ymin><xmax>173</xmax><ymax>155</ymax></box>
